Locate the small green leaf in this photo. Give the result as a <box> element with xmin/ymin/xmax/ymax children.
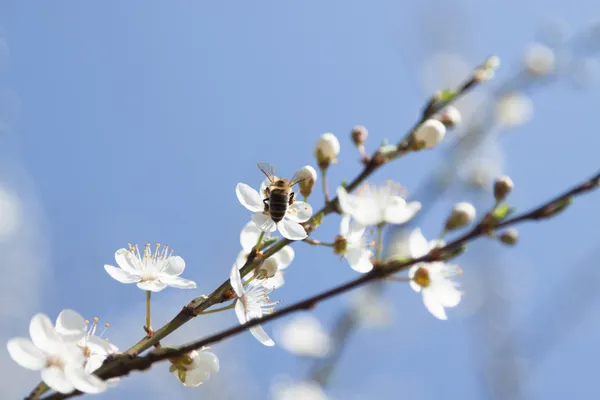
<box><xmin>438</xmin><ymin>89</ymin><xmax>457</xmax><ymax>103</ymax></box>
<box><xmin>178</xmin><ymin>370</ymin><xmax>187</xmax><ymax>383</ymax></box>
<box><xmin>491</xmin><ymin>203</ymin><xmax>515</xmax><ymax>221</ymax></box>
<box><xmin>169</xmin><ymin>364</ymin><xmax>178</xmax><ymax>373</ymax></box>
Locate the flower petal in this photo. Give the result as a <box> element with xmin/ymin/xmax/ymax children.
<box><xmin>277</xmin><ymin>220</ymin><xmax>307</xmax><ymax>240</ymax></box>
<box><xmin>85</xmin><ymin>355</ymin><xmax>105</xmax><ymax>374</ymax></box>
<box><xmin>234</xmin><ymin>300</ymin><xmax>247</xmax><ymax>324</ymax></box>
<box><xmin>345</xmin><ymin>247</ymin><xmax>373</xmax><ymax>273</ymax></box>
<box><xmin>422</xmin><ymin>290</ymin><xmax>447</xmax><ymax>320</ymax></box>
<box><xmin>337</xmin><ymin>187</ymin><xmax>382</xmax><ymax>226</ymax></box>
<box><xmin>286</xmin><ymin>202</ymin><xmax>313</xmax><ymax>223</ymax></box>
<box><xmin>250</xmin><ymin>324</ymin><xmax>275</xmax><ymax>346</ymax></box>
<box><xmin>114</xmin><ymin>248</ymin><xmax>141</xmax><ymax>274</ymax></box>
<box><xmin>240</xmin><ymin>220</ymin><xmax>262</xmax><ymax>252</ymax></box>
<box><xmin>64</xmin><ymin>365</ymin><xmax>107</xmax><ymax>394</ymax></box>
<box><xmin>182</xmin><ymin>369</ymin><xmax>210</xmax><ymax>387</ymax></box>
<box><xmin>162</xmin><ymin>256</ymin><xmax>185</xmax><ymax>276</ymax></box>
<box><xmin>251</xmin><ymin>213</ymin><xmax>277</xmax><ymax>232</ymax></box>
<box><xmin>339</xmin><ymin>214</ymin><xmax>351</xmax><ymax>237</ymax></box>
<box><xmin>259</xmin><ymin>178</ymin><xmax>272</xmax><ymax>200</ymax></box>
<box><xmin>159</xmin><ymin>275</ymin><xmax>197</xmax><ymax>289</ymax></box>
<box><xmin>230</xmin><ymin>264</ymin><xmax>244</xmax><ymax>297</ymax></box>
<box><xmin>104</xmin><ymin>265</ymin><xmax>140</xmax><ymax>284</ymax></box>
<box><xmin>409</xmin><ymin>228</ymin><xmax>430</xmax><ymax>258</ymax></box>
<box><xmin>384</xmin><ymin>199</ymin><xmax>421</xmax><ymax>224</ymax></box>
<box><xmin>55</xmin><ymin>309</ymin><xmax>87</xmax><ymax>343</ymax></box>
<box><xmin>431</xmin><ymin>281</ymin><xmax>462</xmax><ymax>308</ymax></box>
<box><xmin>42</xmin><ymin>366</ymin><xmax>74</xmax><ymax>394</ymax></box>
<box><xmin>235</xmin><ymin>250</ymin><xmax>249</xmax><ymax>269</ymax></box>
<box><xmin>193</xmin><ymin>351</ymin><xmax>220</xmax><ymax>373</ymax></box>
<box><xmin>85</xmin><ymin>336</ymin><xmax>114</xmax><ymax>357</ymax></box>
<box><xmin>273</xmin><ymin>246</ymin><xmax>295</xmax><ymax>270</ymax></box>
<box><xmin>347</xmin><ymin>218</ymin><xmax>367</xmax><ymax>243</ymax></box>
<box><xmin>30</xmin><ymin>314</ymin><xmax>61</xmax><ymax>353</ymax></box>
<box><xmin>236</xmin><ymin>183</ymin><xmax>264</xmax><ymax>212</ymax></box>
<box><xmin>263</xmin><ymin>271</ymin><xmax>285</xmax><ymax>290</ymax></box>
<box><xmin>6</xmin><ymin>338</ymin><xmax>47</xmax><ymax>370</ymax></box>
<box><xmin>136</xmin><ymin>280</ymin><xmax>167</xmax><ymax>292</ymax></box>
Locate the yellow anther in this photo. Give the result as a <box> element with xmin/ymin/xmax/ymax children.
<box><xmin>105</xmin><ymin>322</ymin><xmax>110</xmax><ymax>328</ymax></box>
<box><xmin>93</xmin><ymin>317</ymin><xmax>99</xmax><ymax>323</ymax></box>
<box><xmin>84</xmin><ymin>320</ymin><xmax>89</xmax><ymax>324</ymax></box>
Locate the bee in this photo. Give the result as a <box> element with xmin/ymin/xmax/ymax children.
<box><xmin>257</xmin><ymin>162</ymin><xmax>310</xmax><ymax>223</ymax></box>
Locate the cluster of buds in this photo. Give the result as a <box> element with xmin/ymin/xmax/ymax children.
<box><xmin>473</xmin><ymin>55</ymin><xmax>501</xmax><ymax>83</ymax></box>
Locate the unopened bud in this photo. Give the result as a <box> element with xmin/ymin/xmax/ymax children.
<box><xmin>333</xmin><ymin>235</ymin><xmax>347</xmax><ymax>255</ymax></box>
<box><xmin>298</xmin><ymin>165</ymin><xmax>317</xmax><ymax>199</ymax></box>
<box><xmin>314</xmin><ymin>133</ymin><xmax>340</xmax><ymax>169</ymax></box>
<box><xmin>256</xmin><ymin>258</ymin><xmax>278</xmax><ymax>279</ymax></box>
<box><xmin>494</xmin><ymin>176</ymin><xmax>514</xmax><ymax>202</ymax></box>
<box><xmin>437</xmin><ymin>106</ymin><xmax>462</xmax><ymax>128</ymax></box>
<box><xmin>445</xmin><ymin>202</ymin><xmax>476</xmax><ymax>231</ymax></box>
<box><xmin>412</xmin><ymin>119</ymin><xmax>446</xmax><ymax>149</ymax></box>
<box><xmin>351</xmin><ymin>125</ymin><xmax>368</xmax><ymax>146</ymax></box>
<box><xmin>499</xmin><ymin>229</ymin><xmax>519</xmax><ymax>245</ymax></box>
<box><xmin>484</xmin><ymin>55</ymin><xmax>501</xmax><ymax>70</ymax></box>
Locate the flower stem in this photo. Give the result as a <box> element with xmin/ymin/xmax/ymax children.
<box><xmin>320</xmin><ymin>167</ymin><xmax>330</xmax><ymax>203</ymax></box>
<box><xmin>304</xmin><ymin>238</ymin><xmax>335</xmax><ymax>247</ymax></box>
<box><xmin>254</xmin><ymin>231</ymin><xmax>266</xmax><ymax>253</ymax></box>
<box><xmin>196</xmin><ymin>302</ymin><xmax>236</xmax><ymax>315</ymax></box>
<box><xmin>145</xmin><ymin>291</ymin><xmax>152</xmax><ymax>334</ymax></box>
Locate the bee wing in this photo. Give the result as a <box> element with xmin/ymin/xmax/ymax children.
<box><xmin>289</xmin><ymin>169</ymin><xmax>312</xmax><ymax>187</ymax></box>
<box><xmin>257</xmin><ymin>162</ymin><xmax>276</xmax><ymax>183</ymax></box>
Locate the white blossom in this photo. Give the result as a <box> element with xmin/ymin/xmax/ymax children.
<box><xmin>104</xmin><ymin>244</ymin><xmax>196</xmax><ymax>292</ymax></box>
<box><xmin>524</xmin><ymin>43</ymin><xmax>556</xmax><ymax>76</ymax></box>
<box><xmin>171</xmin><ymin>348</ymin><xmax>219</xmax><ymax>387</ymax></box>
<box><xmin>277</xmin><ymin>315</ymin><xmax>331</xmax><ymax>358</ymax></box>
<box><xmin>413</xmin><ymin>119</ymin><xmax>446</xmax><ymax>148</ymax></box>
<box><xmin>495</xmin><ymin>92</ymin><xmax>533</xmax><ymax>127</ymax></box>
<box><xmin>272</xmin><ymin>380</ymin><xmax>328</xmax><ymax>400</ymax></box>
<box><xmin>7</xmin><ymin>313</ymin><xmax>107</xmax><ymax>394</ymax></box>
<box><xmin>337</xmin><ymin>214</ymin><xmax>373</xmax><ymax>273</ymax></box>
<box><xmin>230</xmin><ymin>264</ymin><xmax>278</xmax><ymax>346</ymax></box>
<box><xmin>236</xmin><ymin>178</ymin><xmax>313</xmax><ymax>241</ymax></box>
<box><xmin>409</xmin><ymin>262</ymin><xmax>462</xmax><ymax>320</ymax></box>
<box><xmin>337</xmin><ymin>182</ymin><xmax>421</xmax><ymax>227</ymax></box>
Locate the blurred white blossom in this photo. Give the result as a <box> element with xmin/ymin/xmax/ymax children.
<box><xmin>524</xmin><ymin>43</ymin><xmax>556</xmax><ymax>76</ymax></box>
<box><xmin>170</xmin><ymin>348</ymin><xmax>219</xmax><ymax>387</ymax></box>
<box><xmin>277</xmin><ymin>315</ymin><xmax>331</xmax><ymax>358</ymax></box>
<box><xmin>495</xmin><ymin>92</ymin><xmax>533</xmax><ymax>127</ymax></box>
<box><xmin>271</xmin><ymin>380</ymin><xmax>328</xmax><ymax>400</ymax></box>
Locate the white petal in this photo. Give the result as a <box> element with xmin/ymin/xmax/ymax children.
<box><xmin>250</xmin><ymin>324</ymin><xmax>275</xmax><ymax>346</ymax></box>
<box><xmin>338</xmin><ymin>187</ymin><xmax>382</xmax><ymax>226</ymax></box>
<box><xmin>42</xmin><ymin>366</ymin><xmax>74</xmax><ymax>394</ymax></box>
<box><xmin>104</xmin><ymin>265</ymin><xmax>140</xmax><ymax>284</ymax></box>
<box><xmin>273</xmin><ymin>246</ymin><xmax>295</xmax><ymax>270</ymax></box>
<box><xmin>85</xmin><ymin>336</ymin><xmax>113</xmax><ymax>357</ymax></box>
<box><xmin>422</xmin><ymin>290</ymin><xmax>448</xmax><ymax>320</ymax></box>
<box><xmin>114</xmin><ymin>248</ymin><xmax>141</xmax><ymax>274</ymax></box>
<box><xmin>193</xmin><ymin>351</ymin><xmax>220</xmax><ymax>373</ymax></box>
<box><xmin>240</xmin><ymin>220</ymin><xmax>262</xmax><ymax>252</ymax></box>
<box><xmin>384</xmin><ymin>198</ymin><xmax>421</xmax><ymax>224</ymax></box>
<box><xmin>64</xmin><ymin>365</ymin><xmax>107</xmax><ymax>394</ymax></box>
<box><xmin>428</xmin><ymin>239</ymin><xmax>445</xmax><ymax>251</ymax></box>
<box><xmin>345</xmin><ymin>247</ymin><xmax>373</xmax><ymax>273</ymax></box>
<box><xmin>236</xmin><ymin>183</ymin><xmax>264</xmax><ymax>212</ymax></box>
<box><xmin>339</xmin><ymin>214</ymin><xmax>351</xmax><ymax>237</ymax></box>
<box><xmin>251</xmin><ymin>213</ymin><xmax>277</xmax><ymax>232</ymax></box>
<box><xmin>409</xmin><ymin>228</ymin><xmax>430</xmax><ymax>258</ymax></box>
<box><xmin>159</xmin><ymin>275</ymin><xmax>197</xmax><ymax>289</ymax></box>
<box><xmin>161</xmin><ymin>256</ymin><xmax>185</xmax><ymax>276</ymax></box>
<box><xmin>286</xmin><ymin>202</ymin><xmax>313</xmax><ymax>223</ymax></box>
<box><xmin>30</xmin><ymin>314</ymin><xmax>61</xmax><ymax>353</ymax></box>
<box><xmin>6</xmin><ymin>338</ymin><xmax>47</xmax><ymax>370</ymax></box>
<box><xmin>86</xmin><ymin>354</ymin><xmax>107</xmax><ymax>374</ymax></box>
<box><xmin>230</xmin><ymin>264</ymin><xmax>245</xmax><ymax>297</ymax></box>
<box><xmin>55</xmin><ymin>310</ymin><xmax>87</xmax><ymax>343</ymax></box>
<box><xmin>236</xmin><ymin>250</ymin><xmax>249</xmax><ymax>270</ymax></box>
<box><xmin>263</xmin><ymin>272</ymin><xmax>285</xmax><ymax>290</ymax></box>
<box><xmin>234</xmin><ymin>300</ymin><xmax>247</xmax><ymax>324</ymax></box>
<box><xmin>346</xmin><ymin>218</ymin><xmax>367</xmax><ymax>243</ymax></box>
<box><xmin>432</xmin><ymin>281</ymin><xmax>462</xmax><ymax>308</ymax></box>
<box><xmin>183</xmin><ymin>369</ymin><xmax>209</xmax><ymax>387</ymax></box>
<box><xmin>136</xmin><ymin>280</ymin><xmax>167</xmax><ymax>292</ymax></box>
<box><xmin>259</xmin><ymin>177</ymin><xmax>272</xmax><ymax>199</ymax></box>
<box><xmin>277</xmin><ymin>220</ymin><xmax>307</xmax><ymax>240</ymax></box>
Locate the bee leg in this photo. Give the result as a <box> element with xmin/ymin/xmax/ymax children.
<box><xmin>288</xmin><ymin>191</ymin><xmax>295</xmax><ymax>205</ymax></box>
<box><xmin>263</xmin><ymin>198</ymin><xmax>270</xmax><ymax>212</ymax></box>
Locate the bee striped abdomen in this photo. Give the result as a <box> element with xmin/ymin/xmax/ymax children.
<box><xmin>268</xmin><ymin>189</ymin><xmax>289</xmax><ymax>223</ymax></box>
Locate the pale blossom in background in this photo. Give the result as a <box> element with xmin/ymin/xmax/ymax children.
<box><xmin>271</xmin><ymin>379</ymin><xmax>328</xmax><ymax>400</ymax></box>
<box><xmin>277</xmin><ymin>314</ymin><xmax>331</xmax><ymax>358</ymax></box>
<box><xmin>349</xmin><ymin>284</ymin><xmax>393</xmax><ymax>327</ymax></box>
<box><xmin>337</xmin><ymin>182</ymin><xmax>421</xmax><ymax>227</ymax></box>
<box><xmin>7</xmin><ymin>313</ymin><xmax>107</xmax><ymax>394</ymax></box>
<box><xmin>170</xmin><ymin>348</ymin><xmax>219</xmax><ymax>387</ymax></box>
<box><xmin>524</xmin><ymin>42</ymin><xmax>556</xmax><ymax>76</ymax></box>
<box><xmin>103</xmin><ymin>244</ymin><xmax>196</xmax><ymax>292</ymax></box>
<box><xmin>230</xmin><ymin>264</ymin><xmax>278</xmax><ymax>346</ymax></box>
<box><xmin>495</xmin><ymin>92</ymin><xmax>533</xmax><ymax>127</ymax></box>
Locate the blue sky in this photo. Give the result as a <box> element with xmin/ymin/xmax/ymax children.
<box><xmin>0</xmin><ymin>1</ymin><xmax>599</xmax><ymax>399</ymax></box>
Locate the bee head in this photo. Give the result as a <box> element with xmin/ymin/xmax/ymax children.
<box><xmin>273</xmin><ymin>179</ymin><xmax>288</xmax><ymax>188</ymax></box>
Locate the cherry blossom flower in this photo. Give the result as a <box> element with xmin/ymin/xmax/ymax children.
<box><xmin>7</xmin><ymin>313</ymin><xmax>107</xmax><ymax>394</ymax></box>
<box><xmin>170</xmin><ymin>348</ymin><xmax>219</xmax><ymax>387</ymax></box>
<box><xmin>236</xmin><ymin>178</ymin><xmax>313</xmax><ymax>240</ymax></box>
<box><xmin>335</xmin><ymin>214</ymin><xmax>373</xmax><ymax>273</ymax></box>
<box><xmin>104</xmin><ymin>243</ymin><xmax>196</xmax><ymax>292</ymax></box>
<box><xmin>272</xmin><ymin>380</ymin><xmax>328</xmax><ymax>400</ymax></box>
<box><xmin>230</xmin><ymin>264</ymin><xmax>278</xmax><ymax>346</ymax></box>
<box><xmin>337</xmin><ymin>182</ymin><xmax>421</xmax><ymax>227</ymax></box>
<box><xmin>277</xmin><ymin>314</ymin><xmax>331</xmax><ymax>358</ymax></box>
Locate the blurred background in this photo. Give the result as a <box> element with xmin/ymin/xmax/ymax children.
<box><xmin>0</xmin><ymin>1</ymin><xmax>599</xmax><ymax>399</ymax></box>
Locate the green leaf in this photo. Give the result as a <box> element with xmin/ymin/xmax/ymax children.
<box><xmin>438</xmin><ymin>89</ymin><xmax>457</xmax><ymax>103</ymax></box>
<box><xmin>169</xmin><ymin>364</ymin><xmax>178</xmax><ymax>373</ymax></box>
<box><xmin>491</xmin><ymin>203</ymin><xmax>515</xmax><ymax>221</ymax></box>
<box><xmin>178</xmin><ymin>370</ymin><xmax>187</xmax><ymax>383</ymax></box>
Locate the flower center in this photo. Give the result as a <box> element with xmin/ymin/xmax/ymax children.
<box><xmin>46</xmin><ymin>355</ymin><xmax>64</xmax><ymax>369</ymax></box>
<box><xmin>413</xmin><ymin>267</ymin><xmax>431</xmax><ymax>288</ymax></box>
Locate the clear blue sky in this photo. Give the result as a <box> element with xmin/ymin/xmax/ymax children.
<box><xmin>0</xmin><ymin>1</ymin><xmax>599</xmax><ymax>399</ymax></box>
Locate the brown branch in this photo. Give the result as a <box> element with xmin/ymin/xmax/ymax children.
<box><xmin>40</xmin><ymin>170</ymin><xmax>600</xmax><ymax>400</ymax></box>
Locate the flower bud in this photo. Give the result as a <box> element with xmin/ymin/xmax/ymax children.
<box><xmin>499</xmin><ymin>229</ymin><xmax>519</xmax><ymax>245</ymax></box>
<box><xmin>256</xmin><ymin>258</ymin><xmax>278</xmax><ymax>279</ymax></box>
<box><xmin>445</xmin><ymin>202</ymin><xmax>476</xmax><ymax>231</ymax></box>
<box><xmin>438</xmin><ymin>106</ymin><xmax>462</xmax><ymax>128</ymax></box>
<box><xmin>351</xmin><ymin>125</ymin><xmax>368</xmax><ymax>146</ymax></box>
<box><xmin>314</xmin><ymin>133</ymin><xmax>340</xmax><ymax>169</ymax></box>
<box><xmin>333</xmin><ymin>235</ymin><xmax>347</xmax><ymax>255</ymax></box>
<box><xmin>298</xmin><ymin>165</ymin><xmax>317</xmax><ymax>199</ymax></box>
<box><xmin>524</xmin><ymin>43</ymin><xmax>555</xmax><ymax>76</ymax></box>
<box><xmin>412</xmin><ymin>119</ymin><xmax>446</xmax><ymax>149</ymax></box>
<box><xmin>494</xmin><ymin>175</ymin><xmax>514</xmax><ymax>202</ymax></box>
